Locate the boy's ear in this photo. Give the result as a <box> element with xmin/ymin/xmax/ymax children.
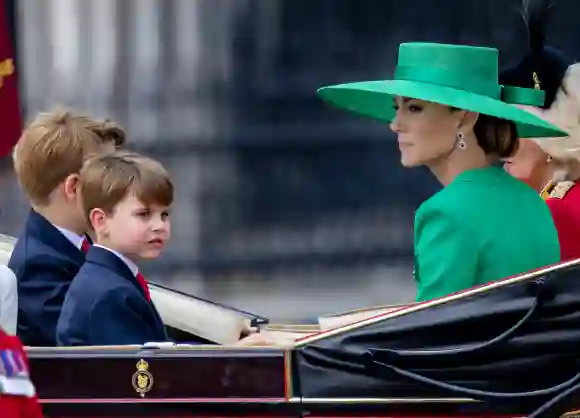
<box><xmin>89</xmin><ymin>208</ymin><xmax>107</xmax><ymax>235</ymax></box>
<box><xmin>63</xmin><ymin>173</ymin><xmax>80</xmax><ymax>201</ymax></box>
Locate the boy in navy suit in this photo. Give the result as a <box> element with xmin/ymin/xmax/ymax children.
<box><xmin>9</xmin><ymin>109</ymin><xmax>126</xmax><ymax>346</ymax></box>
<box><xmin>57</xmin><ymin>151</ymin><xmax>171</xmax><ymax>346</ymax></box>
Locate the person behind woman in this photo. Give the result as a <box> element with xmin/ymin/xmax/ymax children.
<box><xmin>317</xmin><ymin>42</ymin><xmax>566</xmax><ymax>302</ymax></box>
<box><xmin>501</xmin><ymin>0</ymin><xmax>580</xmax><ymax>261</ymax></box>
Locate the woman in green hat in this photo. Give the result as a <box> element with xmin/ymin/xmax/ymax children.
<box><xmin>318</xmin><ymin>42</ymin><xmax>565</xmax><ymax>302</ymax></box>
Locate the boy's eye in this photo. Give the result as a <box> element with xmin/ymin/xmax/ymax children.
<box><xmin>136</xmin><ymin>210</ymin><xmax>150</xmax><ymax>218</ymax></box>
<box><xmin>161</xmin><ymin>211</ymin><xmax>170</xmax><ymax>221</ymax></box>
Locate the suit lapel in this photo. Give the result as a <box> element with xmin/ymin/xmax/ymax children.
<box><xmin>86</xmin><ymin>247</ymin><xmax>147</xmax><ymax>299</ymax></box>
<box><xmin>149</xmin><ymin>303</ymin><xmax>168</xmax><ymax>339</ymax></box>
<box><xmin>27</xmin><ymin>210</ymin><xmax>85</xmax><ymax>265</ymax></box>
<box><xmin>86</xmin><ymin>247</ymin><xmax>167</xmax><ymax>340</ymax></box>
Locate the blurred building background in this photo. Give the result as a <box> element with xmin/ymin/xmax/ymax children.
<box><xmin>2</xmin><ymin>0</ymin><xmax>578</xmax><ymax>322</ymax></box>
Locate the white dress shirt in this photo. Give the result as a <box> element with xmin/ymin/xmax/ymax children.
<box><xmin>93</xmin><ymin>244</ymin><xmax>139</xmax><ymax>277</ymax></box>
<box><xmin>54</xmin><ymin>226</ymin><xmax>85</xmax><ymax>250</ymax></box>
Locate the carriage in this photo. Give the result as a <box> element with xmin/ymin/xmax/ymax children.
<box><xmin>1</xmin><ymin>235</ymin><xmax>580</xmax><ymax>417</ymax></box>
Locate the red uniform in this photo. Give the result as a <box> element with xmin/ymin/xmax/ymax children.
<box><xmin>0</xmin><ymin>329</ymin><xmax>43</xmax><ymax>418</ymax></box>
<box><xmin>542</xmin><ymin>181</ymin><xmax>580</xmax><ymax>262</ymax></box>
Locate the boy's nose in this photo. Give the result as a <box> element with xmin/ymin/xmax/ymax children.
<box><xmin>151</xmin><ymin>216</ymin><xmax>166</xmax><ymax>230</ymax></box>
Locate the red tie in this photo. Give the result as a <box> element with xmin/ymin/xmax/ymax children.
<box><xmin>136</xmin><ymin>272</ymin><xmax>151</xmax><ymax>302</ymax></box>
<box><xmin>80</xmin><ymin>237</ymin><xmax>90</xmax><ymax>254</ymax></box>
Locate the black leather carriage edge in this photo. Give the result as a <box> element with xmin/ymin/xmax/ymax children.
<box><xmin>293</xmin><ymin>263</ymin><xmax>580</xmax><ymax>415</ymax></box>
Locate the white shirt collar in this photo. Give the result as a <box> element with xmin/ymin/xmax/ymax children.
<box><xmin>93</xmin><ymin>244</ymin><xmax>139</xmax><ymax>277</ymax></box>
<box><xmin>54</xmin><ymin>226</ymin><xmax>85</xmax><ymax>250</ymax></box>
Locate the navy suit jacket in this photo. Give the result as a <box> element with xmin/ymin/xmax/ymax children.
<box><xmin>8</xmin><ymin>210</ymin><xmax>87</xmax><ymax>346</ymax></box>
<box><xmin>56</xmin><ymin>246</ymin><xmax>167</xmax><ymax>346</ymax></box>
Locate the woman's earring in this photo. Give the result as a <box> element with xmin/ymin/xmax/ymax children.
<box><xmin>546</xmin><ymin>155</ymin><xmax>553</xmax><ymax>164</ymax></box>
<box><xmin>457</xmin><ymin>131</ymin><xmax>467</xmax><ymax>150</ymax></box>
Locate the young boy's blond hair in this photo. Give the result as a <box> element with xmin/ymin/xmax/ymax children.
<box><xmin>13</xmin><ymin>108</ymin><xmax>126</xmax><ymax>206</ymax></box>
<box><xmin>90</xmin><ymin>118</ymin><xmax>126</xmax><ymax>146</ymax></box>
<box><xmin>79</xmin><ymin>151</ymin><xmax>173</xmax><ymax>226</ymax></box>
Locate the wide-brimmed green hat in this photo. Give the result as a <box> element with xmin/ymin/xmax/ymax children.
<box><xmin>318</xmin><ymin>43</ymin><xmax>566</xmax><ymax>138</ymax></box>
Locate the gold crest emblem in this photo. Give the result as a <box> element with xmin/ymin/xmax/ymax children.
<box><xmin>532</xmin><ymin>71</ymin><xmax>541</xmax><ymax>90</ymax></box>
<box><xmin>0</xmin><ymin>58</ymin><xmax>14</xmax><ymax>89</ymax></box>
<box><xmin>131</xmin><ymin>359</ymin><xmax>154</xmax><ymax>397</ymax></box>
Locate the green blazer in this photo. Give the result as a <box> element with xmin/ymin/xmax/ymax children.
<box><xmin>414</xmin><ymin>166</ymin><xmax>560</xmax><ymax>302</ymax></box>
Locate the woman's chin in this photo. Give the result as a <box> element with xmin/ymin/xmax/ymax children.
<box><xmin>400</xmin><ymin>155</ymin><xmax>421</xmax><ymax>168</ymax></box>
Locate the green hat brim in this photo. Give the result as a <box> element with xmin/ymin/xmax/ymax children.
<box><xmin>318</xmin><ymin>80</ymin><xmax>567</xmax><ymax>138</ymax></box>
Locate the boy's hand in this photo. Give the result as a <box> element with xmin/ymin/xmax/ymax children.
<box><xmin>234</xmin><ymin>331</ymin><xmax>295</xmax><ymax>348</ymax></box>
<box><xmin>239</xmin><ymin>325</ymin><xmax>259</xmax><ymax>338</ymax></box>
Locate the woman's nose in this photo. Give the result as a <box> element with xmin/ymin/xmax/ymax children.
<box><xmin>390</xmin><ymin>114</ymin><xmax>402</xmax><ymax>133</ymax></box>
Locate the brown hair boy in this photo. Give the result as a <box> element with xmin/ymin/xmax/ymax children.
<box><xmin>57</xmin><ymin>150</ymin><xmax>171</xmax><ymax>346</ymax></box>
<box><xmin>8</xmin><ymin>108</ymin><xmax>126</xmax><ymax>346</ymax></box>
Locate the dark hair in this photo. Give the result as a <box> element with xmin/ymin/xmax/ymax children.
<box><xmin>473</xmin><ymin>114</ymin><xmax>519</xmax><ymax>159</ymax></box>
<box><xmin>449</xmin><ymin>108</ymin><xmax>519</xmax><ymax>159</ymax></box>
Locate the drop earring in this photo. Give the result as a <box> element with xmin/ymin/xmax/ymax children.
<box><xmin>457</xmin><ymin>131</ymin><xmax>467</xmax><ymax>150</ymax></box>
